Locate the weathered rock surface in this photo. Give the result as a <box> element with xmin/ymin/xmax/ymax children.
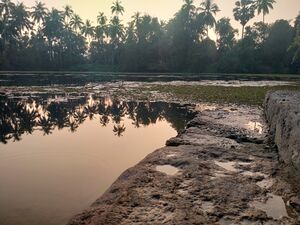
<box><xmin>69</xmin><ymin>104</ymin><xmax>300</xmax><ymax>225</ymax></box>
<box><xmin>264</xmin><ymin>91</ymin><xmax>300</xmax><ymax>171</ymax></box>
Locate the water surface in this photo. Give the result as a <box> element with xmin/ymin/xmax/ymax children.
<box><xmin>0</xmin><ymin>95</ymin><xmax>195</xmax><ymax>225</ymax></box>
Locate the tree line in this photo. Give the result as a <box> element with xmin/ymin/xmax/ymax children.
<box><xmin>0</xmin><ymin>0</ymin><xmax>300</xmax><ymax>73</ymax></box>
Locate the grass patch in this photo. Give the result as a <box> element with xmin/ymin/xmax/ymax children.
<box><xmin>149</xmin><ymin>85</ymin><xmax>300</xmax><ymax>106</ymax></box>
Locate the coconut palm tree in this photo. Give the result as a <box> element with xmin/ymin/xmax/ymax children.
<box><xmin>43</xmin><ymin>8</ymin><xmax>64</xmax><ymax>38</ymax></box>
<box><xmin>109</xmin><ymin>16</ymin><xmax>124</xmax><ymax>64</ymax></box>
<box><xmin>63</xmin><ymin>5</ymin><xmax>74</xmax><ymax>27</ymax></box>
<box><xmin>182</xmin><ymin>0</ymin><xmax>196</xmax><ymax>13</ymax></box>
<box><xmin>109</xmin><ymin>16</ymin><xmax>124</xmax><ymax>44</ymax></box>
<box><xmin>132</xmin><ymin>11</ymin><xmax>142</xmax><ymax>27</ymax></box>
<box><xmin>95</xmin><ymin>13</ymin><xmax>107</xmax><ymax>44</ymax></box>
<box><xmin>111</xmin><ymin>0</ymin><xmax>124</xmax><ymax>16</ymax></box>
<box><xmin>233</xmin><ymin>0</ymin><xmax>256</xmax><ymax>39</ymax></box>
<box><xmin>70</xmin><ymin>14</ymin><xmax>83</xmax><ymax>32</ymax></box>
<box><xmin>31</xmin><ymin>1</ymin><xmax>47</xmax><ymax>25</ymax></box>
<box><xmin>97</xmin><ymin>12</ymin><xmax>107</xmax><ymax>26</ymax></box>
<box><xmin>256</xmin><ymin>0</ymin><xmax>276</xmax><ymax>24</ymax></box>
<box><xmin>81</xmin><ymin>19</ymin><xmax>95</xmax><ymax>43</ymax></box>
<box><xmin>0</xmin><ymin>0</ymin><xmax>14</xmax><ymax>21</ymax></box>
<box><xmin>11</xmin><ymin>2</ymin><xmax>32</xmax><ymax>34</ymax></box>
<box><xmin>198</xmin><ymin>0</ymin><xmax>220</xmax><ymax>38</ymax></box>
<box><xmin>43</xmin><ymin>9</ymin><xmax>64</xmax><ymax>61</ymax></box>
<box><xmin>131</xmin><ymin>12</ymin><xmax>142</xmax><ymax>42</ymax></box>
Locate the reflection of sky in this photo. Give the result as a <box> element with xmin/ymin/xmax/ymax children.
<box><xmin>16</xmin><ymin>0</ymin><xmax>300</xmax><ymax>39</ymax></box>
<box><xmin>0</xmin><ymin>115</ymin><xmax>177</xmax><ymax>225</ymax></box>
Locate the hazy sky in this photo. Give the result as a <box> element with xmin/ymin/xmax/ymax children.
<box><xmin>17</xmin><ymin>0</ymin><xmax>300</xmax><ymax>36</ymax></box>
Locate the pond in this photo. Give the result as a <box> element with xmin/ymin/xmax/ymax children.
<box><xmin>1</xmin><ymin>72</ymin><xmax>298</xmax><ymax>225</ymax></box>
<box><xmin>0</xmin><ymin>94</ymin><xmax>195</xmax><ymax>225</ymax></box>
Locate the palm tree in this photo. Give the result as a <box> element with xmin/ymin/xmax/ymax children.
<box><xmin>111</xmin><ymin>0</ymin><xmax>124</xmax><ymax>16</ymax></box>
<box><xmin>198</xmin><ymin>0</ymin><xmax>220</xmax><ymax>38</ymax></box>
<box><xmin>131</xmin><ymin>12</ymin><xmax>142</xmax><ymax>42</ymax></box>
<box><xmin>31</xmin><ymin>1</ymin><xmax>47</xmax><ymax>25</ymax></box>
<box><xmin>12</xmin><ymin>3</ymin><xmax>32</xmax><ymax>34</ymax></box>
<box><xmin>0</xmin><ymin>0</ymin><xmax>14</xmax><ymax>21</ymax></box>
<box><xmin>43</xmin><ymin>8</ymin><xmax>64</xmax><ymax>61</ymax></box>
<box><xmin>216</xmin><ymin>17</ymin><xmax>238</xmax><ymax>51</ymax></box>
<box><xmin>182</xmin><ymin>0</ymin><xmax>196</xmax><ymax>16</ymax></box>
<box><xmin>109</xmin><ymin>16</ymin><xmax>124</xmax><ymax>45</ymax></box>
<box><xmin>233</xmin><ymin>0</ymin><xmax>256</xmax><ymax>39</ymax></box>
<box><xmin>132</xmin><ymin>11</ymin><xmax>142</xmax><ymax>27</ymax></box>
<box><xmin>81</xmin><ymin>19</ymin><xmax>95</xmax><ymax>43</ymax></box>
<box><xmin>182</xmin><ymin>0</ymin><xmax>195</xmax><ymax>10</ymax></box>
<box><xmin>70</xmin><ymin>14</ymin><xmax>83</xmax><ymax>32</ymax></box>
<box><xmin>63</xmin><ymin>5</ymin><xmax>74</xmax><ymax>26</ymax></box>
<box><xmin>256</xmin><ymin>0</ymin><xmax>276</xmax><ymax>24</ymax></box>
<box><xmin>95</xmin><ymin>12</ymin><xmax>107</xmax><ymax>43</ymax></box>
<box><xmin>108</xmin><ymin>16</ymin><xmax>124</xmax><ymax>64</ymax></box>
<box><xmin>97</xmin><ymin>12</ymin><xmax>107</xmax><ymax>26</ymax></box>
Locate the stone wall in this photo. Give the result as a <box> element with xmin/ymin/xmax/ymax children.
<box><xmin>264</xmin><ymin>90</ymin><xmax>300</xmax><ymax>171</ymax></box>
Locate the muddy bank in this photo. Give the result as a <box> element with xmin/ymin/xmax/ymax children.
<box><xmin>264</xmin><ymin>91</ymin><xmax>300</xmax><ymax>171</ymax></box>
<box><xmin>69</xmin><ymin>104</ymin><xmax>300</xmax><ymax>225</ymax></box>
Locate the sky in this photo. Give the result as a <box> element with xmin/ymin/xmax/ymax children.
<box><xmin>16</xmin><ymin>0</ymin><xmax>300</xmax><ymax>37</ymax></box>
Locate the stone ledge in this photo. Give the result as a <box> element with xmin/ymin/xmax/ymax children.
<box><xmin>264</xmin><ymin>90</ymin><xmax>300</xmax><ymax>171</ymax></box>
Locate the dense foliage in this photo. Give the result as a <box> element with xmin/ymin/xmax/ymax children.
<box><xmin>0</xmin><ymin>0</ymin><xmax>299</xmax><ymax>73</ymax></box>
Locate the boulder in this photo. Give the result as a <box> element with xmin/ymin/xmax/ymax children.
<box><xmin>264</xmin><ymin>91</ymin><xmax>300</xmax><ymax>171</ymax></box>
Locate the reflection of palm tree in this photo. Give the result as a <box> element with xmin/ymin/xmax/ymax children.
<box><xmin>100</xmin><ymin>115</ymin><xmax>110</xmax><ymax>127</ymax></box>
<box><xmin>111</xmin><ymin>101</ymin><xmax>125</xmax><ymax>124</ymax></box>
<box><xmin>113</xmin><ymin>124</ymin><xmax>126</xmax><ymax>137</ymax></box>
<box><xmin>11</xmin><ymin>117</ymin><xmax>22</xmax><ymax>142</ymax></box>
<box><xmin>73</xmin><ymin>108</ymin><xmax>87</xmax><ymax>124</ymax></box>
<box><xmin>20</xmin><ymin>105</ymin><xmax>38</xmax><ymax>134</ymax></box>
<box><xmin>47</xmin><ymin>103</ymin><xmax>69</xmax><ymax>130</ymax></box>
<box><xmin>0</xmin><ymin>95</ymin><xmax>197</xmax><ymax>143</ymax></box>
<box><xmin>69</xmin><ymin>120</ymin><xmax>79</xmax><ymax>133</ymax></box>
<box><xmin>37</xmin><ymin>116</ymin><xmax>54</xmax><ymax>135</ymax></box>
<box><xmin>135</xmin><ymin>102</ymin><xmax>152</xmax><ymax>126</ymax></box>
<box><xmin>86</xmin><ymin>104</ymin><xmax>98</xmax><ymax>120</ymax></box>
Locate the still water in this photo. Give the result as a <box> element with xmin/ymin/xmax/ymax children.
<box><xmin>0</xmin><ymin>95</ymin><xmax>195</xmax><ymax>225</ymax></box>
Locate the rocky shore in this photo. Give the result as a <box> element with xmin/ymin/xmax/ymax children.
<box><xmin>69</xmin><ymin>97</ymin><xmax>300</xmax><ymax>224</ymax></box>
<box><xmin>264</xmin><ymin>91</ymin><xmax>300</xmax><ymax>171</ymax></box>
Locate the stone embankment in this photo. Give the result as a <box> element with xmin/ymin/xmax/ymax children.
<box><xmin>264</xmin><ymin>91</ymin><xmax>300</xmax><ymax>171</ymax></box>
<box><xmin>69</xmin><ymin>102</ymin><xmax>300</xmax><ymax>225</ymax></box>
